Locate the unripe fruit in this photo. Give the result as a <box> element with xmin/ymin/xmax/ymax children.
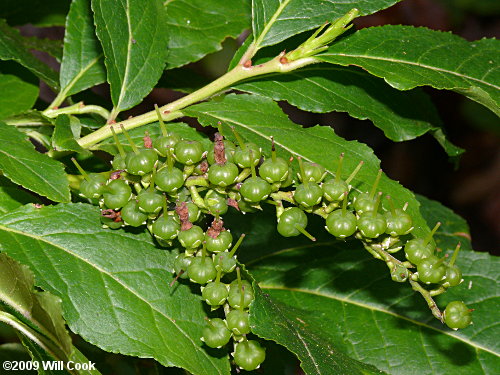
<box><xmin>233</xmin><ymin>340</ymin><xmax>266</xmax><ymax>371</ymax></box>
<box><xmin>444</xmin><ymin>301</ymin><xmax>472</xmax><ymax>330</ymax></box>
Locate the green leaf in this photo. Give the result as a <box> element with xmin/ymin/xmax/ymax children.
<box><xmin>97</xmin><ymin>121</ymin><xmax>210</xmax><ymax>155</ymax></box>
<box><xmin>52</xmin><ymin>115</ymin><xmax>87</xmax><ymax>153</ymax></box>
<box><xmin>415</xmin><ymin>194</ymin><xmax>473</xmax><ymax>252</ymax></box>
<box><xmin>0</xmin><ymin>121</ymin><xmax>70</xmax><ymax>202</ymax></box>
<box><xmin>23</xmin><ymin>36</ymin><xmax>63</xmax><ymax>62</ymax></box>
<box><xmin>0</xmin><ymin>74</ymin><xmax>39</xmax><ymax>119</ymax></box>
<box><xmin>0</xmin><ymin>176</ymin><xmax>39</xmax><ymax>215</ymax></box>
<box><xmin>318</xmin><ymin>26</ymin><xmax>500</xmax><ymax>116</ymax></box>
<box><xmin>0</xmin><ymin>252</ymin><xmax>73</xmax><ymax>362</ymax></box>
<box><xmin>184</xmin><ymin>93</ymin><xmax>430</xmax><ymax>237</ymax></box>
<box><xmin>3</xmin><ymin>110</ymin><xmax>55</xmax><ymax>128</ymax></box>
<box><xmin>233</xmin><ymin>65</ymin><xmax>462</xmax><ymax>156</ymax></box>
<box><xmin>165</xmin><ymin>0</ymin><xmax>250</xmax><ymax>69</ymax></box>
<box><xmin>59</xmin><ymin>0</ymin><xmax>106</xmax><ymax>98</ymax></box>
<box><xmin>92</xmin><ymin>0</ymin><xmax>169</xmax><ymax>113</ymax></box>
<box><xmin>248</xmin><ymin>278</ymin><xmax>386</xmax><ymax>374</ymax></box>
<box><xmin>251</xmin><ymin>0</ymin><xmax>402</xmax><ymax>49</ymax></box>
<box><xmin>0</xmin><ymin>203</ymin><xmax>231</xmax><ymax>375</ymax></box>
<box><xmin>225</xmin><ymin>205</ymin><xmax>499</xmax><ymax>374</ymax></box>
<box><xmin>0</xmin><ymin>19</ymin><xmax>59</xmax><ymax>90</ymax></box>
<box><xmin>18</xmin><ymin>336</ymin><xmax>71</xmax><ymax>375</ymax></box>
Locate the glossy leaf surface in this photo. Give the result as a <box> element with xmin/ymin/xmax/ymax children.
<box><xmin>222</xmin><ymin>197</ymin><xmax>498</xmax><ymax>374</ymax></box>
<box><xmin>0</xmin><ymin>121</ymin><xmax>70</xmax><ymax>202</ymax></box>
<box><xmin>0</xmin><ymin>203</ymin><xmax>231</xmax><ymax>375</ymax></box>
<box><xmin>60</xmin><ymin>0</ymin><xmax>106</xmax><ymax>97</ymax></box>
<box><xmin>233</xmin><ymin>65</ymin><xmax>461</xmax><ymax>155</ymax></box>
<box><xmin>0</xmin><ymin>74</ymin><xmax>39</xmax><ymax>119</ymax></box>
<box><xmin>251</xmin><ymin>0</ymin><xmax>402</xmax><ymax>49</ymax></box>
<box><xmin>319</xmin><ymin>26</ymin><xmax>500</xmax><ymax>115</ymax></box>
<box><xmin>0</xmin><ymin>20</ymin><xmax>59</xmax><ymax>90</ymax></box>
<box><xmin>165</xmin><ymin>0</ymin><xmax>250</xmax><ymax>69</ymax></box>
<box><xmin>92</xmin><ymin>0</ymin><xmax>169</xmax><ymax>113</ymax></box>
<box><xmin>0</xmin><ymin>177</ymin><xmax>39</xmax><ymax>215</ymax></box>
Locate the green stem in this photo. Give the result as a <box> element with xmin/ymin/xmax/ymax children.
<box><xmin>270</xmin><ymin>190</ymin><xmax>295</xmax><ymax>204</ymax></box>
<box><xmin>43</xmin><ymin>102</ymin><xmax>110</xmax><ymax>119</ymax></box>
<box><xmin>236</xmin><ymin>168</ymin><xmax>251</xmax><ymax>183</ymax></box>
<box><xmin>77</xmin><ymin>56</ymin><xmax>319</xmax><ymax>149</ymax></box>
<box><xmin>185</xmin><ymin>176</ymin><xmax>209</xmax><ymax>187</ymax></box>
<box><xmin>229</xmin><ymin>234</ymin><xmax>246</xmax><ymax>257</ymax></box>
<box><xmin>429</xmin><ymin>286</ymin><xmax>447</xmax><ymax>297</ymax></box>
<box><xmin>409</xmin><ymin>280</ymin><xmax>443</xmax><ymax>322</ymax></box>
<box><xmin>189</xmin><ymin>186</ymin><xmax>207</xmax><ymax>209</ymax></box>
<box><xmin>364</xmin><ymin>239</ymin><xmax>444</xmax><ymax>322</ymax></box>
<box><xmin>239</xmin><ymin>0</ymin><xmax>292</xmax><ymax>64</ymax></box>
<box><xmin>364</xmin><ymin>241</ymin><xmax>405</xmax><ymax>266</ymax></box>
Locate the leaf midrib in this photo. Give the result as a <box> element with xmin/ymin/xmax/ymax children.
<box><xmin>61</xmin><ymin>53</ymin><xmax>104</xmax><ymax>96</ymax></box>
<box><xmin>322</xmin><ymin>53</ymin><xmax>500</xmax><ymax>90</ymax></box>
<box><xmin>0</xmin><ymin>145</ymin><xmax>67</xmax><ymax>201</ymax></box>
<box><xmin>115</xmin><ymin>0</ymin><xmax>133</xmax><ymax>110</ymax></box>
<box><xmin>258</xmin><ymin>284</ymin><xmax>498</xmax><ymax>357</ymax></box>
<box><xmin>0</xmin><ymin>224</ymin><xmax>225</xmax><ymax>374</ymax></box>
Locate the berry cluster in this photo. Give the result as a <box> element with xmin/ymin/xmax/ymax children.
<box><xmin>74</xmin><ymin>114</ymin><xmax>472</xmax><ymax>370</ymax></box>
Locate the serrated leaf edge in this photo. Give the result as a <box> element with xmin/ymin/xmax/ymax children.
<box><xmin>0</xmin><ymin>223</ymin><xmax>226</xmax><ymax>374</ymax></box>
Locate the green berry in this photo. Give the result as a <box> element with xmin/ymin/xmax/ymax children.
<box><xmin>202</xmin><ymin>281</ymin><xmax>229</xmax><ymax>306</ymax></box>
<box><xmin>444</xmin><ymin>301</ymin><xmax>472</xmax><ymax>330</ymax></box>
<box><xmin>202</xmin><ymin>318</ymin><xmax>231</xmax><ymax>348</ymax></box>
<box><xmin>214</xmin><ymin>251</ymin><xmax>237</xmax><ymax>273</ymax></box>
<box><xmin>227</xmin><ymin>280</ymin><xmax>254</xmax><ymax>309</ymax></box>
<box><xmin>294</xmin><ymin>183</ymin><xmax>323</xmax><ymax>208</ymax></box>
<box><xmin>125</xmin><ymin>149</ymin><xmax>158</xmax><ymax>175</ymax></box>
<box><xmin>233</xmin><ymin>340</ymin><xmax>266</xmax><ymax>371</ymax></box>
<box><xmin>152</xmin><ymin>215</ymin><xmax>180</xmax><ymax>241</ymax></box>
<box><xmin>178</xmin><ymin>225</ymin><xmax>205</xmax><ymax>249</ymax></box>
<box><xmin>277</xmin><ymin>207</ymin><xmax>308</xmax><ymax>238</ymax></box>
<box><xmin>299</xmin><ymin>162</ymin><xmax>326</xmax><ymax>183</ymax></box>
<box><xmin>322</xmin><ymin>178</ymin><xmax>348</xmax><ymax>202</ymax></box>
<box><xmin>80</xmin><ymin>173</ymin><xmax>107</xmax><ymax>199</ymax></box>
<box><xmin>187</xmin><ymin>256</ymin><xmax>217</xmax><ymax>284</ymax></box>
<box><xmin>137</xmin><ymin>190</ymin><xmax>163</xmax><ymax>214</ymax></box>
<box><xmin>404</xmin><ymin>238</ymin><xmax>434</xmax><ymax>266</ymax></box>
<box><xmin>100</xmin><ymin>215</ymin><xmax>122</xmax><ymax>229</ymax></box>
<box><xmin>357</xmin><ymin>211</ymin><xmax>387</xmax><ymax>239</ymax></box>
<box><xmin>206</xmin><ymin>230</ymin><xmax>233</xmax><ymax>253</ymax></box>
<box><xmin>173</xmin><ymin>253</ymin><xmax>191</xmax><ymax>279</ymax></box>
<box><xmin>204</xmin><ymin>190</ymin><xmax>228</xmax><ymax>215</ymax></box>
<box><xmin>153</xmin><ymin>134</ymin><xmax>180</xmax><ymax>157</ymax></box>
<box><xmin>121</xmin><ymin>200</ymin><xmax>148</xmax><ymax>227</ymax></box>
<box><xmin>208</xmin><ymin>162</ymin><xmax>239</xmax><ymax>187</ymax></box>
<box><xmin>226</xmin><ymin>309</ymin><xmax>251</xmax><ymax>335</ymax></box>
<box><xmin>240</xmin><ymin>177</ymin><xmax>272</xmax><ymax>203</ymax></box>
<box><xmin>155</xmin><ymin>167</ymin><xmax>184</xmax><ymax>194</ymax></box>
<box><xmin>385</xmin><ymin>209</ymin><xmax>413</xmax><ymax>236</ymax></box>
<box><xmin>442</xmin><ymin>265</ymin><xmax>462</xmax><ymax>287</ymax></box>
<box><xmin>259</xmin><ymin>157</ymin><xmax>289</xmax><ymax>183</ymax></box>
<box><xmin>174</xmin><ymin>140</ymin><xmax>204</xmax><ymax>165</ymax></box>
<box><xmin>417</xmin><ymin>256</ymin><xmax>446</xmax><ymax>284</ymax></box>
<box><xmin>102</xmin><ymin>179</ymin><xmax>132</xmax><ymax>209</ymax></box>
<box><xmin>325</xmin><ymin>209</ymin><xmax>357</xmax><ymax>238</ymax></box>
<box><xmin>233</xmin><ymin>143</ymin><xmax>261</xmax><ymax>168</ymax></box>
